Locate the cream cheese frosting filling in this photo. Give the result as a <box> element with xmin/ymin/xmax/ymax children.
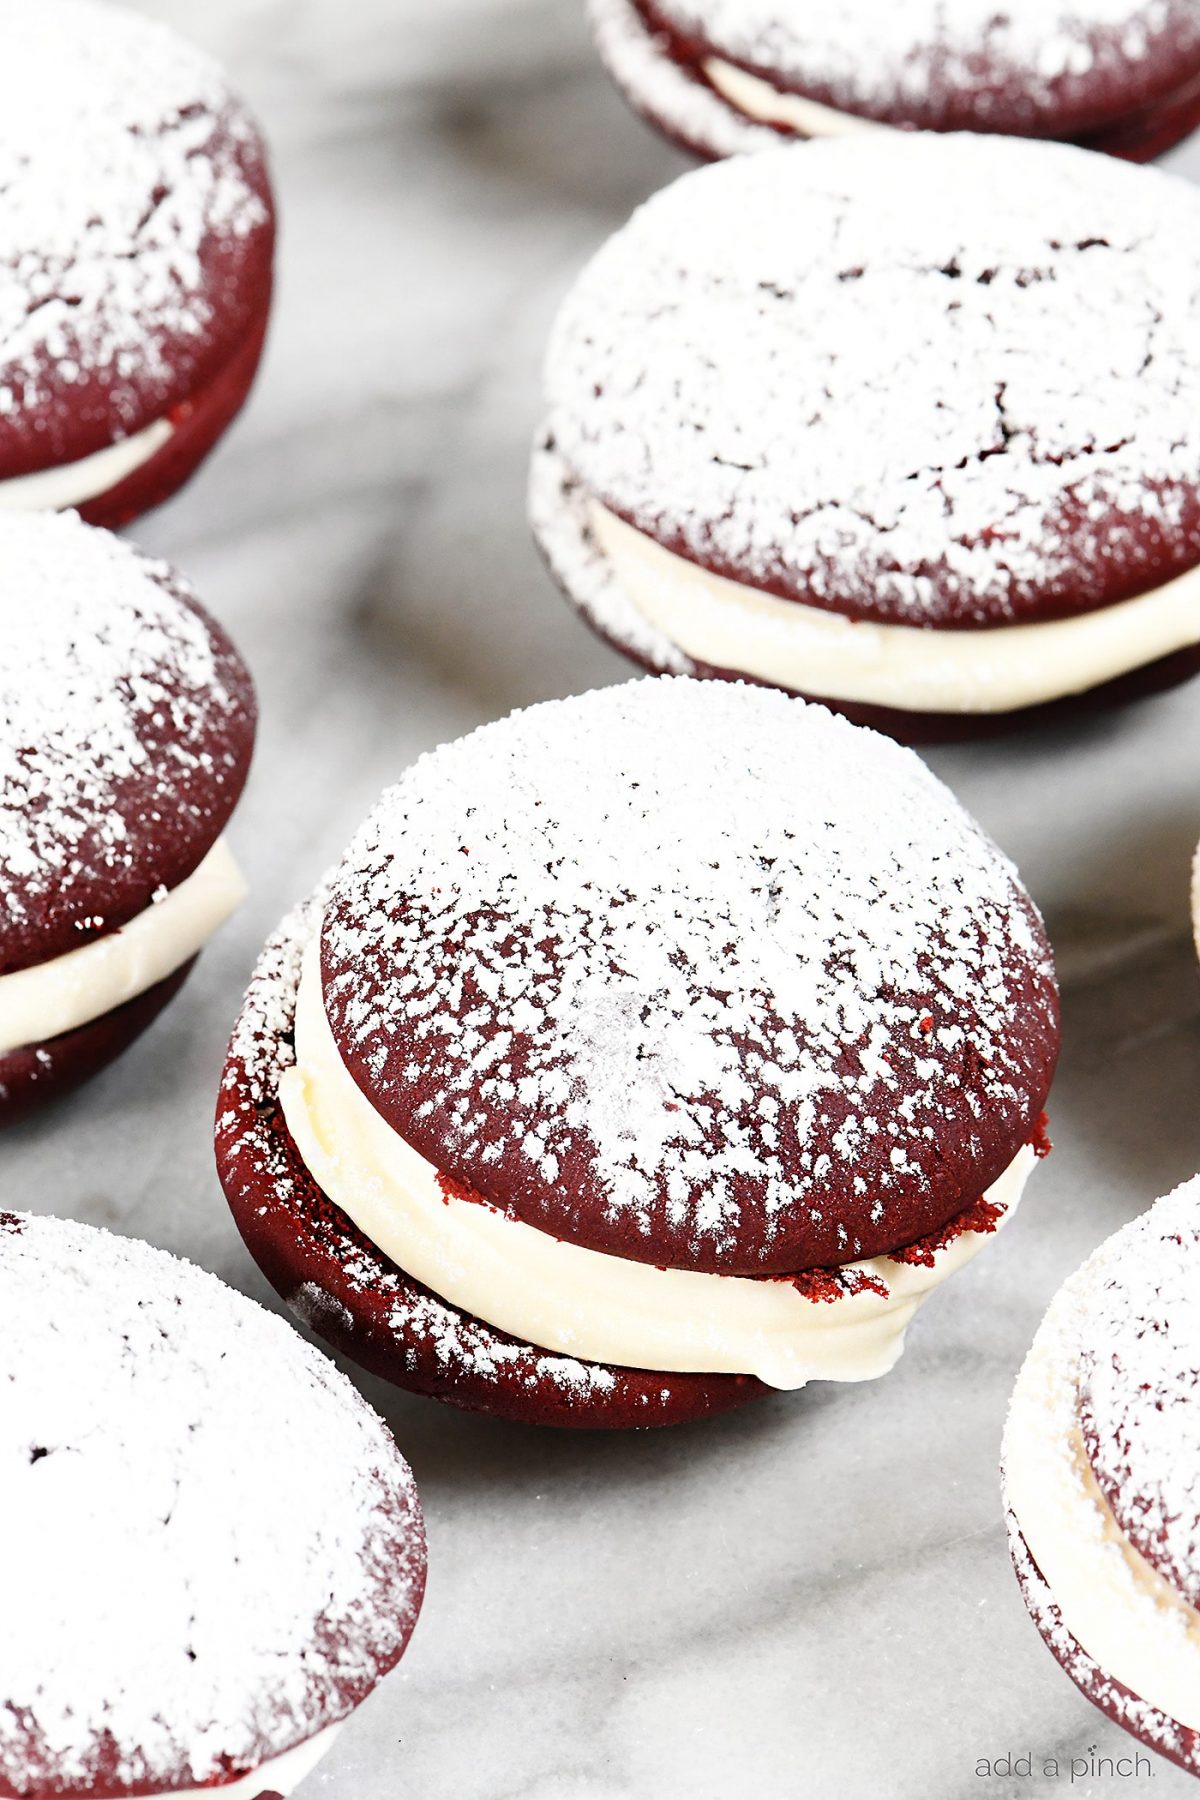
<box><xmin>702</xmin><ymin>55</ymin><xmax>883</xmax><ymax>137</ymax></box>
<box><xmin>0</xmin><ymin>836</ymin><xmax>245</xmax><ymax>1056</ymax></box>
<box><xmin>590</xmin><ymin>500</ymin><xmax>1200</xmax><ymax>714</ymax></box>
<box><xmin>0</xmin><ymin>416</ymin><xmax>174</xmax><ymax>513</ymax></box>
<box><xmin>280</xmin><ymin>937</ymin><xmax>1036</xmax><ymax>1390</ymax></box>
<box><xmin>1005</xmin><ymin>1290</ymin><xmax>1200</xmax><ymax>1731</ymax></box>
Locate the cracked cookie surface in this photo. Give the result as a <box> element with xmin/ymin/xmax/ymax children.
<box><xmin>544</xmin><ymin>135</ymin><xmax>1200</xmax><ymax>628</ymax></box>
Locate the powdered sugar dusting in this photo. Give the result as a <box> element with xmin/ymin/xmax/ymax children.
<box><xmin>1080</xmin><ymin>1180</ymin><xmax>1200</xmax><ymax>1605</ymax></box>
<box><xmin>544</xmin><ymin>134</ymin><xmax>1200</xmax><ymax>629</ymax></box>
<box><xmin>219</xmin><ymin>891</ymin><xmax>673</xmax><ymax>1415</ymax></box>
<box><xmin>0</xmin><ymin>1211</ymin><xmax>424</xmax><ymax>1794</ymax></box>
<box><xmin>0</xmin><ymin>512</ymin><xmax>251</xmax><ymax>969</ymax></box>
<box><xmin>1003</xmin><ymin>1181</ymin><xmax>1200</xmax><ymax>1759</ymax></box>
<box><xmin>0</xmin><ymin>0</ymin><xmax>269</xmax><ymax>442</ymax></box>
<box><xmin>645</xmin><ymin>0</ymin><xmax>1199</xmax><ymax>132</ymax></box>
<box><xmin>322</xmin><ymin>678</ymin><xmax>1057</xmax><ymax>1272</ymax></box>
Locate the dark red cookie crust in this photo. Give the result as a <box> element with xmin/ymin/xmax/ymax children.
<box><xmin>0</xmin><ymin>960</ymin><xmax>195</xmax><ymax>1129</ymax></box>
<box><xmin>0</xmin><ymin>531</ymin><xmax>256</xmax><ymax>977</ymax></box>
<box><xmin>216</xmin><ymin>893</ymin><xmax>766</xmax><ymax>1430</ymax></box>
<box><xmin>1009</xmin><ymin>1516</ymin><xmax>1199</xmax><ymax>1779</ymax></box>
<box><xmin>1076</xmin><ymin>1207</ymin><xmax>1200</xmax><ymax>1608</ymax></box>
<box><xmin>621</xmin><ymin>0</ymin><xmax>1200</xmax><ymax>151</ymax></box>
<box><xmin>0</xmin><ymin>1</ymin><xmax>275</xmax><ymax>502</ymax></box>
<box><xmin>543</xmin><ymin>137</ymin><xmax>1200</xmax><ymax>637</ymax></box>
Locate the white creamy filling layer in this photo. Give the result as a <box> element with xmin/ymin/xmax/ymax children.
<box><xmin>0</xmin><ymin>416</ymin><xmax>174</xmax><ymax>512</ymax></box>
<box><xmin>280</xmin><ymin>938</ymin><xmax>1035</xmax><ymax>1389</ymax></box>
<box><xmin>0</xmin><ymin>838</ymin><xmax>246</xmax><ymax>1056</ymax></box>
<box><xmin>1006</xmin><ymin>1307</ymin><xmax>1200</xmax><ymax>1729</ymax></box>
<box><xmin>703</xmin><ymin>56</ymin><xmax>881</xmax><ymax>137</ymax></box>
<box><xmin>591</xmin><ymin>501</ymin><xmax>1200</xmax><ymax>714</ymax></box>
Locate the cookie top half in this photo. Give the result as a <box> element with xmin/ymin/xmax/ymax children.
<box><xmin>545</xmin><ymin>134</ymin><xmax>1200</xmax><ymax>629</ymax></box>
<box><xmin>1077</xmin><ymin>1186</ymin><xmax>1200</xmax><ymax>1606</ymax></box>
<box><xmin>0</xmin><ymin>0</ymin><xmax>274</xmax><ymax>476</ymax></box>
<box><xmin>0</xmin><ymin>512</ymin><xmax>255</xmax><ymax>975</ymax></box>
<box><xmin>320</xmin><ymin>679</ymin><xmax>1059</xmax><ymax>1276</ymax></box>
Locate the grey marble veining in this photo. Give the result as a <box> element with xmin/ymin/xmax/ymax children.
<box><xmin>6</xmin><ymin>4</ymin><xmax>1200</xmax><ymax>1796</ymax></box>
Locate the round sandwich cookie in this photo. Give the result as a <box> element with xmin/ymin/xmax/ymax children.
<box><xmin>0</xmin><ymin>0</ymin><xmax>274</xmax><ymax>529</ymax></box>
<box><xmin>589</xmin><ymin>0</ymin><xmax>1200</xmax><ymax>163</ymax></box>
<box><xmin>0</xmin><ymin>511</ymin><xmax>256</xmax><ymax>1125</ymax></box>
<box><xmin>217</xmin><ymin>678</ymin><xmax>1059</xmax><ymax>1430</ymax></box>
<box><xmin>1003</xmin><ymin>1180</ymin><xmax>1200</xmax><ymax>1777</ymax></box>
<box><xmin>0</xmin><ymin>1210</ymin><xmax>425</xmax><ymax>1800</ymax></box>
<box><xmin>532</xmin><ymin>134</ymin><xmax>1200</xmax><ymax>741</ymax></box>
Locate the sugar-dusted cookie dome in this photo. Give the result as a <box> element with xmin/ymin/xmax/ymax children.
<box><xmin>0</xmin><ymin>1211</ymin><xmax>425</xmax><ymax>1800</ymax></box>
<box><xmin>1005</xmin><ymin>1180</ymin><xmax>1200</xmax><ymax>1776</ymax></box>
<box><xmin>0</xmin><ymin>0</ymin><xmax>275</xmax><ymax>526</ymax></box>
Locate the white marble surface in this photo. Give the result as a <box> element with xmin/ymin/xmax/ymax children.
<box><xmin>7</xmin><ymin>5</ymin><xmax>1200</xmax><ymax>1796</ymax></box>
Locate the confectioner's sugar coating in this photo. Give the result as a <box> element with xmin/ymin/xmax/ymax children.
<box><xmin>320</xmin><ymin>679</ymin><xmax>1058</xmax><ymax>1275</ymax></box>
<box><xmin>0</xmin><ymin>511</ymin><xmax>255</xmax><ymax>974</ymax></box>
<box><xmin>0</xmin><ymin>0</ymin><xmax>273</xmax><ymax>474</ymax></box>
<box><xmin>0</xmin><ymin>1212</ymin><xmax>424</xmax><ymax>1797</ymax></box>
<box><xmin>641</xmin><ymin>0</ymin><xmax>1200</xmax><ymax>134</ymax></box>
<box><xmin>1004</xmin><ymin>1181</ymin><xmax>1200</xmax><ymax>1757</ymax></box>
<box><xmin>218</xmin><ymin>887</ymin><xmax>764</xmax><ymax>1428</ymax></box>
<box><xmin>1079</xmin><ymin>1189</ymin><xmax>1200</xmax><ymax>1604</ymax></box>
<box><xmin>545</xmin><ymin>135</ymin><xmax>1200</xmax><ymax>629</ymax></box>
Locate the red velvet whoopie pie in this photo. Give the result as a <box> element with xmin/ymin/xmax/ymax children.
<box><xmin>0</xmin><ymin>1210</ymin><xmax>425</xmax><ymax>1800</ymax></box>
<box><xmin>0</xmin><ymin>511</ymin><xmax>255</xmax><ymax>1124</ymax></box>
<box><xmin>218</xmin><ymin>678</ymin><xmax>1059</xmax><ymax>1430</ymax></box>
<box><xmin>532</xmin><ymin>132</ymin><xmax>1200</xmax><ymax>742</ymax></box>
<box><xmin>588</xmin><ymin>0</ymin><xmax>1200</xmax><ymax>163</ymax></box>
<box><xmin>1004</xmin><ymin>1181</ymin><xmax>1200</xmax><ymax>1778</ymax></box>
<box><xmin>0</xmin><ymin>0</ymin><xmax>274</xmax><ymax>528</ymax></box>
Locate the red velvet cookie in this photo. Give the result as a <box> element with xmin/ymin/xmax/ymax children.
<box><xmin>217</xmin><ymin>678</ymin><xmax>1058</xmax><ymax>1427</ymax></box>
<box><xmin>589</xmin><ymin>0</ymin><xmax>1200</xmax><ymax>162</ymax></box>
<box><xmin>533</xmin><ymin>134</ymin><xmax>1200</xmax><ymax>738</ymax></box>
<box><xmin>0</xmin><ymin>1209</ymin><xmax>425</xmax><ymax>1800</ymax></box>
<box><xmin>0</xmin><ymin>0</ymin><xmax>275</xmax><ymax>527</ymax></box>
<box><xmin>1003</xmin><ymin>1181</ymin><xmax>1200</xmax><ymax>1777</ymax></box>
<box><xmin>0</xmin><ymin>511</ymin><xmax>256</xmax><ymax>1125</ymax></box>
